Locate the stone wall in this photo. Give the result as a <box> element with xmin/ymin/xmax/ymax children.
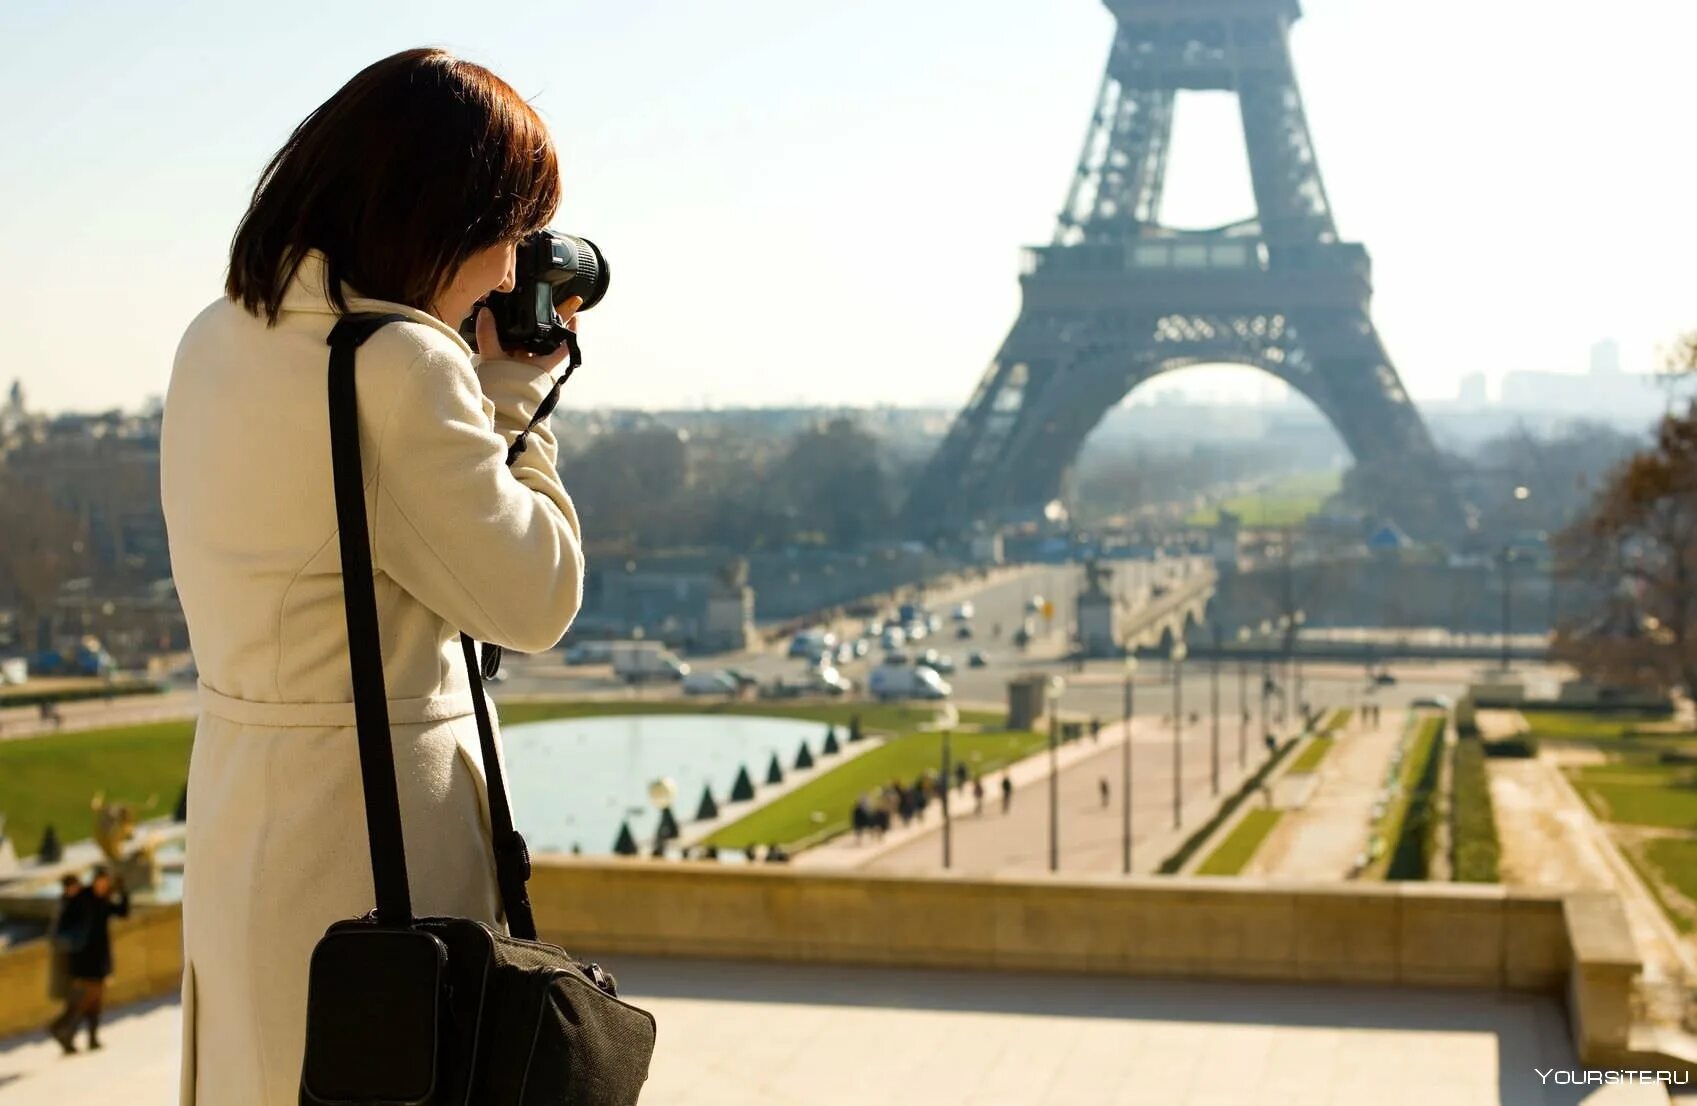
<box><xmin>0</xmin><ymin>865</ymin><xmax>1640</xmax><ymax>1065</ymax></box>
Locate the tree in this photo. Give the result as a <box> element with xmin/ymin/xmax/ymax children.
<box><xmin>775</xmin><ymin>418</ymin><xmax>893</xmax><ymax>547</ymax></box>
<box><xmin>1554</xmin><ymin>407</ymin><xmax>1697</xmax><ymax>695</ymax></box>
<box><xmin>0</xmin><ymin>470</ymin><xmax>88</xmax><ymax>653</ymax></box>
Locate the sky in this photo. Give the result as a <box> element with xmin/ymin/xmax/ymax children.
<box><xmin>2</xmin><ymin>0</ymin><xmax>1695</xmax><ymax>415</ymax></box>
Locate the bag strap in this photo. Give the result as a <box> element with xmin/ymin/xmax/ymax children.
<box><xmin>327</xmin><ymin>313</ymin><xmax>561</xmax><ymax>938</ymax></box>
<box><xmin>327</xmin><ymin>313</ymin><xmax>415</xmax><ymax>926</ymax></box>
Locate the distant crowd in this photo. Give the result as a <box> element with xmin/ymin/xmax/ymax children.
<box><xmin>850</xmin><ymin>764</ymin><xmax>1016</xmax><ymax>842</ymax></box>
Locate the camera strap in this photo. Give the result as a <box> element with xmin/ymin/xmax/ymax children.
<box><xmin>327</xmin><ymin>312</ymin><xmax>537</xmax><ymax>939</ymax></box>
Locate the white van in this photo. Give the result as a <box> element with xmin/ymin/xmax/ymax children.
<box><xmin>869</xmin><ymin>664</ymin><xmax>952</xmax><ymax>702</ymax></box>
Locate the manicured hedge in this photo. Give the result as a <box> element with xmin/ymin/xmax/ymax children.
<box><xmin>1450</xmin><ymin>737</ymin><xmax>1500</xmax><ymax>882</ymax></box>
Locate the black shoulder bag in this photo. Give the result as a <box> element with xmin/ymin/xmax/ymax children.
<box><xmin>299</xmin><ymin>314</ymin><xmax>656</xmax><ymax>1106</ymax></box>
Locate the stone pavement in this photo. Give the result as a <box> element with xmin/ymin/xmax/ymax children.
<box><xmin>0</xmin><ymin>959</ymin><xmax>1665</xmax><ymax>1105</ymax></box>
<box><xmin>798</xmin><ymin>714</ymin><xmax>1277</xmax><ymax>877</ymax></box>
<box><xmin>1250</xmin><ymin>710</ymin><xmax>1407</xmax><ymax>880</ymax></box>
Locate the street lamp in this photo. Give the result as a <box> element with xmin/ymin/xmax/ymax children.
<box><xmin>1503</xmin><ymin>486</ymin><xmax>1531</xmax><ymax>674</ymax></box>
<box><xmin>1275</xmin><ymin>614</ymin><xmax>1292</xmax><ymax>724</ymax></box>
<box><xmin>1258</xmin><ymin>620</ymin><xmax>1272</xmax><ymax>747</ymax></box>
<box><xmin>1236</xmin><ymin>626</ymin><xmax>1252</xmax><ymax>771</ymax></box>
<box><xmin>1121</xmin><ymin>653</ymin><xmax>1137</xmax><ymax>875</ymax></box>
<box><xmin>1292</xmin><ymin>609</ymin><xmax>1307</xmax><ymax>727</ymax></box>
<box><xmin>1171</xmin><ymin>641</ymin><xmax>1188</xmax><ymax>829</ymax></box>
<box><xmin>1048</xmin><ymin>675</ymin><xmax>1065</xmax><ymax>872</ymax></box>
<box><xmin>1209</xmin><ymin>623</ymin><xmax>1222</xmax><ymax>796</ymax></box>
<box><xmin>941</xmin><ymin>729</ymin><xmax>953</xmax><ymax>870</ymax></box>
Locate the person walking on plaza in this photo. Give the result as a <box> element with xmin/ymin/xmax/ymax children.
<box><xmin>1001</xmin><ymin>772</ymin><xmax>1014</xmax><ymax>814</ymax></box>
<box><xmin>973</xmin><ymin>774</ymin><xmax>985</xmax><ymax>817</ymax></box>
<box><xmin>45</xmin><ymin>874</ymin><xmax>84</xmax><ymax>1052</ymax></box>
<box><xmin>161</xmin><ymin>50</ymin><xmax>586</xmax><ymax>1104</ymax></box>
<box><xmin>49</xmin><ymin>867</ymin><xmax>128</xmax><ymax>1053</ymax></box>
<box><xmin>1099</xmin><ymin>776</ymin><xmax>1110</xmax><ymax>808</ymax></box>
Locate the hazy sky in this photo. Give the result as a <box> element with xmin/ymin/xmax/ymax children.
<box><xmin>3</xmin><ymin>0</ymin><xmax>1695</xmax><ymax>415</ymax></box>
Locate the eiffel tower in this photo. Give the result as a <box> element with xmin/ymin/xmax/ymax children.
<box><xmin>906</xmin><ymin>0</ymin><xmax>1458</xmax><ymax>538</ymax></box>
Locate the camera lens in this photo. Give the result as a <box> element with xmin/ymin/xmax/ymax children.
<box><xmin>559</xmin><ymin>235</ymin><xmax>610</xmax><ymax>312</ymax></box>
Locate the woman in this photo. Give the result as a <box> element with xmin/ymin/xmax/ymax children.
<box><xmin>161</xmin><ymin>49</ymin><xmax>585</xmax><ymax>1104</ymax></box>
<box><xmin>48</xmin><ymin>868</ymin><xmax>129</xmax><ymax>1053</ymax></box>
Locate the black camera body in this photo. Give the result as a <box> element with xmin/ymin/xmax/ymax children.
<box><xmin>458</xmin><ymin>229</ymin><xmax>609</xmax><ymax>356</ymax></box>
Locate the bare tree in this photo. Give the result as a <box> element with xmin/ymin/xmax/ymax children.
<box><xmin>0</xmin><ymin>472</ymin><xmax>88</xmax><ymax>654</ymax></box>
<box><xmin>1555</xmin><ymin>407</ymin><xmax>1697</xmax><ymax>694</ymax></box>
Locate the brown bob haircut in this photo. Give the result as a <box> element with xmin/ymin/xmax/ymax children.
<box><xmin>227</xmin><ymin>48</ymin><xmax>561</xmax><ymax>323</ymax></box>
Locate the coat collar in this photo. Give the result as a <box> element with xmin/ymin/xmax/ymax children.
<box><xmin>279</xmin><ymin>250</ymin><xmax>474</xmax><ymax>358</ymax></box>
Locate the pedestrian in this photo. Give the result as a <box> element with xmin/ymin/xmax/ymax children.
<box><xmin>46</xmin><ymin>874</ymin><xmax>84</xmax><ymax>1014</ymax></box>
<box><xmin>1001</xmin><ymin>773</ymin><xmax>1014</xmax><ymax>814</ymax></box>
<box><xmin>1090</xmin><ymin>717</ymin><xmax>1101</xmax><ymax>744</ymax></box>
<box><xmin>48</xmin><ymin>867</ymin><xmax>128</xmax><ymax>1053</ymax></box>
<box><xmin>973</xmin><ymin>775</ymin><xmax>985</xmax><ymax>817</ymax></box>
<box><xmin>1099</xmin><ymin>777</ymin><xmax>1110</xmax><ymax>808</ymax></box>
<box><xmin>954</xmin><ymin>761</ymin><xmax>968</xmax><ymax>792</ymax></box>
<box><xmin>852</xmin><ymin>795</ymin><xmax>871</xmax><ymax>843</ymax></box>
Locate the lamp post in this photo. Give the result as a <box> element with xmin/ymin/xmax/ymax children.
<box><xmin>1292</xmin><ymin>609</ymin><xmax>1307</xmax><ymax>727</ymax></box>
<box><xmin>941</xmin><ymin>729</ymin><xmax>952</xmax><ymax>870</ymax></box>
<box><xmin>1121</xmin><ymin>654</ymin><xmax>1137</xmax><ymax>875</ymax></box>
<box><xmin>1502</xmin><ymin>485</ymin><xmax>1530</xmax><ymax>674</ymax></box>
<box><xmin>1236</xmin><ymin>626</ymin><xmax>1251</xmax><ymax>771</ymax></box>
<box><xmin>1259</xmin><ymin>619</ymin><xmax>1272</xmax><ymax>746</ymax></box>
<box><xmin>1276</xmin><ymin>614</ymin><xmax>1292</xmax><ymax>724</ymax></box>
<box><xmin>1048</xmin><ymin>675</ymin><xmax>1065</xmax><ymax>872</ymax></box>
<box><xmin>1171</xmin><ymin>641</ymin><xmax>1188</xmax><ymax>829</ymax></box>
<box><xmin>1209</xmin><ymin>622</ymin><xmax>1222</xmax><ymax>796</ymax></box>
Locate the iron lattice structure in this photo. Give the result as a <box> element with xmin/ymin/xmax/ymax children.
<box><xmin>907</xmin><ymin>0</ymin><xmax>1458</xmax><ymax>537</ymax></box>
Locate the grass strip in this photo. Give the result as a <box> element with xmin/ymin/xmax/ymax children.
<box><xmin>1450</xmin><ymin>737</ymin><xmax>1500</xmax><ymax>882</ymax></box>
<box><xmin>1195</xmin><ymin>808</ymin><xmax>1282</xmax><ymax>876</ymax></box>
<box><xmin>700</xmin><ymin>728</ymin><xmax>1045</xmax><ymax>850</ymax></box>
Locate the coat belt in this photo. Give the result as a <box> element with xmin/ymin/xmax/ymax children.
<box><xmin>195</xmin><ymin>681</ymin><xmax>478</xmax><ymax>727</ymax></box>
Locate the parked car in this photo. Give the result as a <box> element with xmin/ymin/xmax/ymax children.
<box><xmin>1410</xmin><ymin>695</ymin><xmax>1454</xmax><ymax>711</ymax></box>
<box><xmin>952</xmin><ymin>602</ymin><xmax>975</xmax><ymax>622</ymax></box>
<box><xmin>1371</xmin><ymin>671</ymin><xmax>1397</xmax><ymax>686</ymax></box>
<box><xmin>683</xmin><ymin>670</ymin><xmax>739</xmax><ymax>696</ymax></box>
<box><xmin>869</xmin><ymin>664</ymin><xmax>952</xmax><ymax>702</ymax></box>
<box><xmin>883</xmin><ymin>651</ymin><xmax>910</xmax><ymax>667</ymax></box>
<box><xmin>563</xmin><ymin>640</ymin><xmax>614</xmax><ymax>665</ymax></box>
<box><xmin>1026</xmin><ymin>595</ymin><xmax>1045</xmax><ymax>614</ymax></box>
<box><xmin>767</xmin><ymin>667</ymin><xmax>853</xmax><ymax>698</ymax></box>
<box><xmin>918</xmin><ymin>652</ymin><xmax>955</xmax><ymax>675</ymax></box>
<box><xmin>955</xmin><ymin>624</ymin><xmax>974</xmax><ymax>640</ymax></box>
<box><xmin>879</xmin><ymin>626</ymin><xmax>907</xmax><ymax>650</ymax></box>
<box><xmin>721</xmin><ymin>668</ymin><xmax>761</xmax><ymax>692</ymax></box>
<box><xmin>788</xmin><ymin>628</ymin><xmax>836</xmax><ymax>659</ymax></box>
<box><xmin>611</xmin><ymin>641</ymin><xmax>689</xmax><ymax>683</ymax></box>
<box><xmin>968</xmin><ymin>651</ymin><xmax>989</xmax><ymax>668</ymax></box>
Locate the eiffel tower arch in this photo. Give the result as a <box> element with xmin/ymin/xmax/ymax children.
<box><xmin>907</xmin><ymin>0</ymin><xmax>1460</xmax><ymax>539</ymax></box>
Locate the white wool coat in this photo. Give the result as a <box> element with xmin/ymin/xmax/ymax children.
<box><xmin>160</xmin><ymin>252</ymin><xmax>584</xmax><ymax>1105</ymax></box>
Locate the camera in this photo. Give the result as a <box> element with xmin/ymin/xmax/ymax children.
<box><xmin>459</xmin><ymin>229</ymin><xmax>610</xmax><ymax>356</ymax></box>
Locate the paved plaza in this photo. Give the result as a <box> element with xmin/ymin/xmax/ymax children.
<box><xmin>0</xmin><ymin>957</ymin><xmax>1674</xmax><ymax>1105</ymax></box>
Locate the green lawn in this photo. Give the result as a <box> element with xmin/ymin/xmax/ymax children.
<box><xmin>1185</xmin><ymin>471</ymin><xmax>1342</xmax><ymax>528</ymax></box>
<box><xmin>1568</xmin><ymin>763</ymin><xmax>1697</xmax><ymax>831</ymax></box>
<box><xmin>1196</xmin><ymin>808</ymin><xmax>1282</xmax><ymax>876</ymax></box>
<box><xmin>1636</xmin><ymin>838</ymin><xmax>1697</xmax><ymax>933</ymax></box>
<box><xmin>0</xmin><ymin>720</ymin><xmax>195</xmax><ymax>858</ymax></box>
<box><xmin>494</xmin><ymin>698</ymin><xmax>987</xmax><ymax>735</ymax></box>
<box><xmin>1520</xmin><ymin>710</ymin><xmax>1677</xmax><ymax>742</ymax></box>
<box><xmin>700</xmin><ymin>728</ymin><xmax>1046</xmax><ymax>850</ymax></box>
<box><xmin>1288</xmin><ymin>736</ymin><xmax>1333</xmax><ymax>775</ymax></box>
<box><xmin>0</xmin><ymin>700</ymin><xmax>1000</xmax><ymax>861</ymax></box>
<box><xmin>1450</xmin><ymin>738</ymin><xmax>1500</xmax><ymax>882</ymax></box>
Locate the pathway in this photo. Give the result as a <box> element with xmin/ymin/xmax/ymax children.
<box><xmin>1251</xmin><ymin>711</ymin><xmax>1406</xmax><ymax>880</ymax></box>
<box><xmin>797</xmin><ymin>713</ymin><xmax>1278</xmax><ymax>877</ymax></box>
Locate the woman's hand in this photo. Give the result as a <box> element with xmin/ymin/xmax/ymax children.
<box><xmin>474</xmin><ymin>294</ymin><xmax>584</xmax><ymax>372</ymax></box>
